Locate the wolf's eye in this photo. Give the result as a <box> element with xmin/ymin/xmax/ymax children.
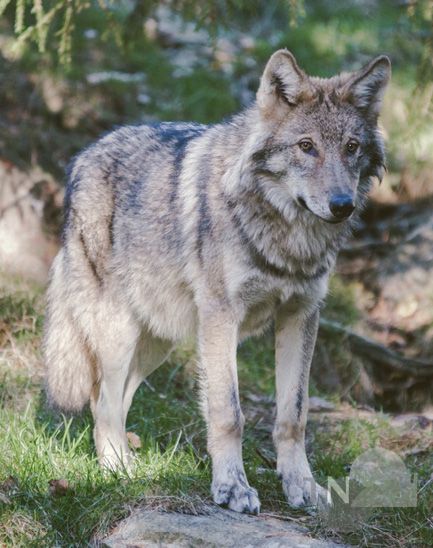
<box><xmin>298</xmin><ymin>140</ymin><xmax>314</xmax><ymax>153</ymax></box>
<box><xmin>346</xmin><ymin>140</ymin><xmax>359</xmax><ymax>154</ymax></box>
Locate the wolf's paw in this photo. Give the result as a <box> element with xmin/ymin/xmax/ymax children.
<box><xmin>281</xmin><ymin>472</ymin><xmax>327</xmax><ymax>508</ymax></box>
<box><xmin>212</xmin><ymin>474</ymin><xmax>260</xmax><ymax>514</ymax></box>
<box><xmin>98</xmin><ymin>446</ymin><xmax>134</xmax><ymax>474</ymax></box>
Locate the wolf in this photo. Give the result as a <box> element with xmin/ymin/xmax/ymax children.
<box><xmin>44</xmin><ymin>49</ymin><xmax>390</xmax><ymax>514</ymax></box>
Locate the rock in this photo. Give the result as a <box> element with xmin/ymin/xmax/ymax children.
<box><xmin>103</xmin><ymin>506</ymin><xmax>346</xmax><ymax>547</ymax></box>
<box><xmin>309</xmin><ymin>397</ymin><xmax>336</xmax><ymax>412</ymax></box>
<box><xmin>86</xmin><ymin>71</ymin><xmax>146</xmax><ymax>85</ymax></box>
<box><xmin>0</xmin><ymin>160</ymin><xmax>61</xmax><ymax>282</ymax></box>
<box><xmin>390</xmin><ymin>413</ymin><xmax>433</xmax><ymax>429</ymax></box>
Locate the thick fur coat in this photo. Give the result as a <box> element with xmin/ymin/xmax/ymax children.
<box><xmin>44</xmin><ymin>50</ymin><xmax>390</xmax><ymax>513</ymax></box>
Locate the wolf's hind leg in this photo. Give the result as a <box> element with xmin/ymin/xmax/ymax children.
<box><xmin>198</xmin><ymin>305</ymin><xmax>260</xmax><ymax>515</ymax></box>
<box><xmin>90</xmin><ymin>306</ymin><xmax>140</xmax><ymax>471</ymax></box>
<box><xmin>94</xmin><ymin>328</ymin><xmax>172</xmax><ymax>470</ymax></box>
<box><xmin>274</xmin><ymin>303</ymin><xmax>326</xmax><ymax>507</ymax></box>
<box><xmin>121</xmin><ymin>331</ymin><xmax>173</xmax><ymax>420</ymax></box>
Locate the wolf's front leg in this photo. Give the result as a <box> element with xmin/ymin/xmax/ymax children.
<box><xmin>274</xmin><ymin>302</ymin><xmax>325</xmax><ymax>507</ymax></box>
<box><xmin>198</xmin><ymin>305</ymin><xmax>260</xmax><ymax>514</ymax></box>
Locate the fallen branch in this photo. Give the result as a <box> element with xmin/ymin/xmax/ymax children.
<box><xmin>319</xmin><ymin>318</ymin><xmax>433</xmax><ymax>377</ymax></box>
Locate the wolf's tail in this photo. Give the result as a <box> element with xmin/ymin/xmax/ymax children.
<box><xmin>43</xmin><ymin>251</ymin><xmax>98</xmax><ymax>412</ymax></box>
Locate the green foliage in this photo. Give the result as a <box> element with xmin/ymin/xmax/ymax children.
<box><xmin>0</xmin><ymin>0</ymin><xmax>302</xmax><ymax>66</ymax></box>
<box><xmin>1</xmin><ymin>0</ymin><xmax>88</xmax><ymax>64</ymax></box>
<box><xmin>238</xmin><ymin>332</ymin><xmax>275</xmax><ymax>396</ymax></box>
<box><xmin>1</xmin><ymin>0</ymin><xmax>432</xmax><ymax>185</ymax></box>
<box><xmin>323</xmin><ymin>276</ymin><xmax>360</xmax><ymax>327</ymax></box>
<box><xmin>5</xmin><ymin>0</ymin><xmax>430</xmax><ymax>82</ymax></box>
<box><xmin>0</xmin><ymin>403</ymin><xmax>209</xmax><ymax>545</ymax></box>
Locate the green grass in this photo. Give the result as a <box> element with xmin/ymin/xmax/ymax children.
<box><xmin>0</xmin><ymin>403</ymin><xmax>209</xmax><ymax>545</ymax></box>
<box><xmin>1</xmin><ymin>277</ymin><xmax>432</xmax><ymax>546</ymax></box>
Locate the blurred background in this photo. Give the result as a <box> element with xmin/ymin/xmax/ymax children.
<box><xmin>0</xmin><ymin>2</ymin><xmax>432</xmax><ymax>545</ymax></box>
<box><xmin>1</xmin><ymin>0</ymin><xmax>432</xmax><ymax>409</ymax></box>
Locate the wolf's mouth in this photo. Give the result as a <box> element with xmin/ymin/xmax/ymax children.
<box><xmin>297</xmin><ymin>196</ymin><xmax>310</xmax><ymax>212</ymax></box>
<box><xmin>296</xmin><ymin>197</ymin><xmax>348</xmax><ymax>224</ymax></box>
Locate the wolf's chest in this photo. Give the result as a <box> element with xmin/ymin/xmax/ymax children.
<box><xmin>236</xmin><ymin>272</ymin><xmax>328</xmax><ymax>339</ymax></box>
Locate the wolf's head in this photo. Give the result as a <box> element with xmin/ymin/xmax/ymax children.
<box><xmin>250</xmin><ymin>50</ymin><xmax>391</xmax><ymax>224</ymax></box>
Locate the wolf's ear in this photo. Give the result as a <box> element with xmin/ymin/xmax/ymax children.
<box><xmin>257</xmin><ymin>49</ymin><xmax>308</xmax><ymax>116</ymax></box>
<box><xmin>343</xmin><ymin>55</ymin><xmax>391</xmax><ymax>117</ymax></box>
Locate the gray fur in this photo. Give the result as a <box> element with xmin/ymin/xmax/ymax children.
<box><xmin>43</xmin><ymin>49</ymin><xmax>390</xmax><ymax>512</ymax></box>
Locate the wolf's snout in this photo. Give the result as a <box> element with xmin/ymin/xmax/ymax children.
<box><xmin>329</xmin><ymin>194</ymin><xmax>355</xmax><ymax>220</ymax></box>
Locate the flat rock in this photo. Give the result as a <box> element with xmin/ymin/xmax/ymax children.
<box><xmin>309</xmin><ymin>397</ymin><xmax>336</xmax><ymax>412</ymax></box>
<box><xmin>103</xmin><ymin>506</ymin><xmax>346</xmax><ymax>548</ymax></box>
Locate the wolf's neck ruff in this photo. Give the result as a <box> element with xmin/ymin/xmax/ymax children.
<box><xmin>224</xmin><ymin>183</ymin><xmax>342</xmax><ymax>281</ymax></box>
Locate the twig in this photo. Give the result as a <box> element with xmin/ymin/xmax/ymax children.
<box><xmin>319</xmin><ymin>318</ymin><xmax>433</xmax><ymax>377</ymax></box>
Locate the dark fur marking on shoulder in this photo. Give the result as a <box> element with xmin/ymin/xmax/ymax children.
<box><xmin>108</xmin><ymin>209</ymin><xmax>115</xmax><ymax>248</ymax></box>
<box><xmin>151</xmin><ymin>120</ymin><xmax>207</xmax><ymax>134</ymax></box>
<box><xmin>169</xmin><ymin>145</ymin><xmax>188</xmax><ymax>204</ymax></box>
<box><xmin>79</xmin><ymin>230</ymin><xmax>102</xmax><ymax>285</ymax></box>
<box><xmin>166</xmin><ymin>127</ymin><xmax>207</xmax><ymax>250</ymax></box>
<box><xmin>156</xmin><ymin>123</ymin><xmax>207</xmax><ymax>144</ymax></box>
<box><xmin>157</xmin><ymin>123</ymin><xmax>208</xmax><ymax>207</ymax></box>
<box><xmin>196</xmin><ymin>173</ymin><xmax>212</xmax><ymax>265</ymax></box>
<box><xmin>166</xmin><ymin>149</ymin><xmax>186</xmax><ymax>251</ymax></box>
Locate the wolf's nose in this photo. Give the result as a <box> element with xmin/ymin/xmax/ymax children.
<box><xmin>329</xmin><ymin>194</ymin><xmax>355</xmax><ymax>220</ymax></box>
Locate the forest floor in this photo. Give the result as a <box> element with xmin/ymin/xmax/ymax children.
<box><xmin>0</xmin><ymin>271</ymin><xmax>432</xmax><ymax>546</ymax></box>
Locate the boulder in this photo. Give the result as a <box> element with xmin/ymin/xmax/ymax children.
<box><xmin>103</xmin><ymin>506</ymin><xmax>346</xmax><ymax>548</ymax></box>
